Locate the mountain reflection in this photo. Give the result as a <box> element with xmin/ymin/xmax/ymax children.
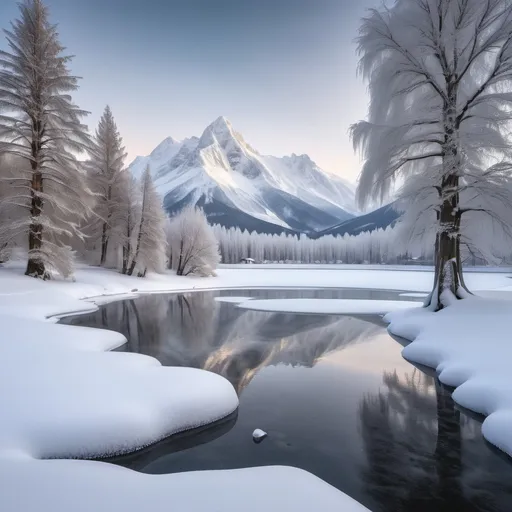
<box><xmin>360</xmin><ymin>369</ymin><xmax>512</xmax><ymax>512</ymax></box>
<box><xmin>66</xmin><ymin>290</ymin><xmax>383</xmax><ymax>393</ymax></box>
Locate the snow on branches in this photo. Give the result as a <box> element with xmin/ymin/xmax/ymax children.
<box><xmin>167</xmin><ymin>207</ymin><xmax>220</xmax><ymax>276</ymax></box>
<box><xmin>86</xmin><ymin>106</ymin><xmax>128</xmax><ymax>266</ymax></box>
<box><xmin>0</xmin><ymin>0</ymin><xmax>93</xmax><ymax>278</ymax></box>
<box><xmin>352</xmin><ymin>0</ymin><xmax>512</xmax><ymax>308</ymax></box>
<box><xmin>124</xmin><ymin>166</ymin><xmax>167</xmax><ymax>277</ymax></box>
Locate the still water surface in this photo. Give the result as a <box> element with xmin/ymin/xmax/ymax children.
<box><xmin>63</xmin><ymin>289</ymin><xmax>512</xmax><ymax>512</ymax></box>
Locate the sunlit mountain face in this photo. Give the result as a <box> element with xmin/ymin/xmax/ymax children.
<box><xmin>129</xmin><ymin>117</ymin><xmax>357</xmax><ymax>235</ymax></box>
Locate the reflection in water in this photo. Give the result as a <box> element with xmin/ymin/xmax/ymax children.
<box><xmin>67</xmin><ymin>290</ymin><xmax>383</xmax><ymax>393</ymax></box>
<box><xmin>63</xmin><ymin>289</ymin><xmax>512</xmax><ymax>512</ymax></box>
<box><xmin>102</xmin><ymin>411</ymin><xmax>238</xmax><ymax>472</ymax></box>
<box><xmin>360</xmin><ymin>370</ymin><xmax>512</xmax><ymax>511</ymax></box>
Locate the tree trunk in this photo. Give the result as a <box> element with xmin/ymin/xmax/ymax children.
<box><xmin>425</xmin><ymin>75</ymin><xmax>470</xmax><ymax>311</ymax></box>
<box><xmin>455</xmin><ymin>231</ymin><xmax>471</xmax><ymax>296</ymax></box>
<box><xmin>26</xmin><ymin>123</ymin><xmax>48</xmax><ymax>279</ymax></box>
<box><xmin>176</xmin><ymin>239</ymin><xmax>184</xmax><ymax>275</ymax></box>
<box><xmin>100</xmin><ymin>185</ymin><xmax>113</xmax><ymax>266</ymax></box>
<box><xmin>127</xmin><ymin>229</ymin><xmax>142</xmax><ymax>276</ymax></box>
<box><xmin>100</xmin><ymin>220</ymin><xmax>109</xmax><ymax>266</ymax></box>
<box><xmin>427</xmin><ymin>179</ymin><xmax>467</xmax><ymax>310</ymax></box>
<box><xmin>127</xmin><ymin>211</ymin><xmax>144</xmax><ymax>276</ymax></box>
<box><xmin>26</xmin><ymin>184</ymin><xmax>47</xmax><ymax>278</ymax></box>
<box><xmin>436</xmin><ymin>229</ymin><xmax>460</xmax><ymax>304</ymax></box>
<box><xmin>122</xmin><ymin>215</ymin><xmax>131</xmax><ymax>274</ymax></box>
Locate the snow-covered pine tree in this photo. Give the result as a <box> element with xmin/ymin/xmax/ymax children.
<box><xmin>119</xmin><ymin>172</ymin><xmax>138</xmax><ymax>275</ymax></box>
<box><xmin>167</xmin><ymin>206</ymin><xmax>220</xmax><ymax>276</ymax></box>
<box><xmin>86</xmin><ymin>106</ymin><xmax>127</xmax><ymax>266</ymax></box>
<box><xmin>0</xmin><ymin>0</ymin><xmax>93</xmax><ymax>278</ymax></box>
<box><xmin>126</xmin><ymin>165</ymin><xmax>166</xmax><ymax>276</ymax></box>
<box><xmin>352</xmin><ymin>0</ymin><xmax>512</xmax><ymax>309</ymax></box>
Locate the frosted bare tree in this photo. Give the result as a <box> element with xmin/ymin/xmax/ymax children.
<box><xmin>167</xmin><ymin>206</ymin><xmax>220</xmax><ymax>276</ymax></box>
<box><xmin>125</xmin><ymin>166</ymin><xmax>167</xmax><ymax>276</ymax></box>
<box><xmin>0</xmin><ymin>0</ymin><xmax>93</xmax><ymax>278</ymax></box>
<box><xmin>86</xmin><ymin>106</ymin><xmax>127</xmax><ymax>266</ymax></box>
<box><xmin>352</xmin><ymin>0</ymin><xmax>512</xmax><ymax>309</ymax></box>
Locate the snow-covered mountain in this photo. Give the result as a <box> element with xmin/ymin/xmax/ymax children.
<box><xmin>313</xmin><ymin>204</ymin><xmax>400</xmax><ymax>238</ymax></box>
<box><xmin>129</xmin><ymin>117</ymin><xmax>356</xmax><ymax>234</ymax></box>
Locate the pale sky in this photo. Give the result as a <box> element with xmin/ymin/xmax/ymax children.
<box><xmin>0</xmin><ymin>0</ymin><xmax>379</xmax><ymax>183</ymax></box>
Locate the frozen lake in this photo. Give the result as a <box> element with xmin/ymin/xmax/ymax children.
<box><xmin>63</xmin><ymin>289</ymin><xmax>512</xmax><ymax>512</ymax></box>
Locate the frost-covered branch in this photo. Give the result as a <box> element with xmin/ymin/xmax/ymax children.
<box><xmin>167</xmin><ymin>207</ymin><xmax>220</xmax><ymax>277</ymax></box>
<box><xmin>352</xmin><ymin>0</ymin><xmax>512</xmax><ymax>308</ymax></box>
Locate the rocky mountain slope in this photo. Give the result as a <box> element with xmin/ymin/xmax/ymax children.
<box><xmin>129</xmin><ymin>117</ymin><xmax>356</xmax><ymax>234</ymax></box>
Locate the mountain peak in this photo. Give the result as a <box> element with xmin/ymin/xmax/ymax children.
<box><xmin>212</xmin><ymin>115</ymin><xmax>231</xmax><ymax>128</ymax></box>
<box><xmin>150</xmin><ymin>136</ymin><xmax>179</xmax><ymax>157</ymax></box>
<box><xmin>290</xmin><ymin>153</ymin><xmax>311</xmax><ymax>161</ymax></box>
<box><xmin>207</xmin><ymin>116</ymin><xmax>234</xmax><ymax>138</ymax></box>
<box><xmin>199</xmin><ymin>116</ymin><xmax>239</xmax><ymax>149</ymax></box>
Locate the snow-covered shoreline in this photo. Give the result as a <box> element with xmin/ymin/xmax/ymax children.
<box><xmin>385</xmin><ymin>296</ymin><xmax>512</xmax><ymax>458</ymax></box>
<box><xmin>1</xmin><ymin>263</ymin><xmax>512</xmax><ymax>511</ymax></box>
<box><xmin>2</xmin><ymin>263</ymin><xmax>510</xmax><ymax>323</ymax></box>
<box><xmin>0</xmin><ymin>263</ymin><xmax>378</xmax><ymax>512</ymax></box>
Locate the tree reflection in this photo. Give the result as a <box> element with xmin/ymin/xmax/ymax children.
<box><xmin>65</xmin><ymin>290</ymin><xmax>383</xmax><ymax>394</ymax></box>
<box><xmin>360</xmin><ymin>369</ymin><xmax>495</xmax><ymax>511</ymax></box>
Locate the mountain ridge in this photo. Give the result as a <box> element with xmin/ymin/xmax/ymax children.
<box><xmin>129</xmin><ymin>117</ymin><xmax>357</xmax><ymax>234</ymax></box>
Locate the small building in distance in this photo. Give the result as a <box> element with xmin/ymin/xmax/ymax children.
<box><xmin>240</xmin><ymin>257</ymin><xmax>255</xmax><ymax>264</ymax></box>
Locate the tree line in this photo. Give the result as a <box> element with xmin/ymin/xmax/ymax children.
<box><xmin>213</xmin><ymin>223</ymin><xmax>500</xmax><ymax>265</ymax></box>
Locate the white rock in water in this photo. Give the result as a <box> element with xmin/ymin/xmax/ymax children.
<box><xmin>252</xmin><ymin>429</ymin><xmax>267</xmax><ymax>443</ymax></box>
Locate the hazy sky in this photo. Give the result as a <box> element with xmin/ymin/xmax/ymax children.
<box><xmin>0</xmin><ymin>0</ymin><xmax>378</xmax><ymax>182</ymax></box>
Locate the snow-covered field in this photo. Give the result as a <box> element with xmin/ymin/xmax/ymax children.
<box><xmin>1</xmin><ymin>262</ymin><xmax>512</xmax><ymax>511</ymax></box>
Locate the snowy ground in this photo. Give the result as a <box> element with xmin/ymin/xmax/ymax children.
<box><xmin>238</xmin><ymin>298</ymin><xmax>421</xmax><ymax>315</ymax></box>
<box><xmin>0</xmin><ymin>262</ymin><xmax>377</xmax><ymax>512</ymax></box>
<box><xmin>1</xmin><ymin>262</ymin><xmax>510</xmax><ymax>322</ymax></box>
<box><xmin>1</xmin><ymin>263</ymin><xmax>512</xmax><ymax>511</ymax></box>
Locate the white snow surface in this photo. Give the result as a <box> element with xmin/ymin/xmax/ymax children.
<box><xmin>0</xmin><ymin>313</ymin><xmax>238</xmax><ymax>460</ymax></box>
<box><xmin>238</xmin><ymin>298</ymin><xmax>421</xmax><ymax>315</ymax></box>
<box><xmin>0</xmin><ymin>262</ymin><xmax>381</xmax><ymax>512</ymax></box>
<box><xmin>214</xmin><ymin>296</ymin><xmax>254</xmax><ymax>303</ymax></box>
<box><xmin>1</xmin><ymin>463</ymin><xmax>369</xmax><ymax>512</ymax></box>
<box><xmin>385</xmin><ymin>296</ymin><xmax>512</xmax><ymax>457</ymax></box>
<box><xmin>399</xmin><ymin>292</ymin><xmax>429</xmax><ymax>298</ymax></box>
<box><xmin>1</xmin><ymin>263</ymin><xmax>510</xmax><ymax>316</ymax></box>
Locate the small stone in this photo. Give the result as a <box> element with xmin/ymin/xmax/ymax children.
<box><xmin>252</xmin><ymin>429</ymin><xmax>267</xmax><ymax>443</ymax></box>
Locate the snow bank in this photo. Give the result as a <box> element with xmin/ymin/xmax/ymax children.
<box><xmin>238</xmin><ymin>298</ymin><xmax>421</xmax><ymax>315</ymax></box>
<box><xmin>0</xmin><ymin>313</ymin><xmax>238</xmax><ymax>459</ymax></box>
<box><xmin>385</xmin><ymin>297</ymin><xmax>512</xmax><ymax>456</ymax></box>
<box><xmin>0</xmin><ymin>461</ymin><xmax>370</xmax><ymax>512</ymax></box>
<box><xmin>0</xmin><ymin>263</ymin><xmax>374</xmax><ymax>512</ymax></box>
